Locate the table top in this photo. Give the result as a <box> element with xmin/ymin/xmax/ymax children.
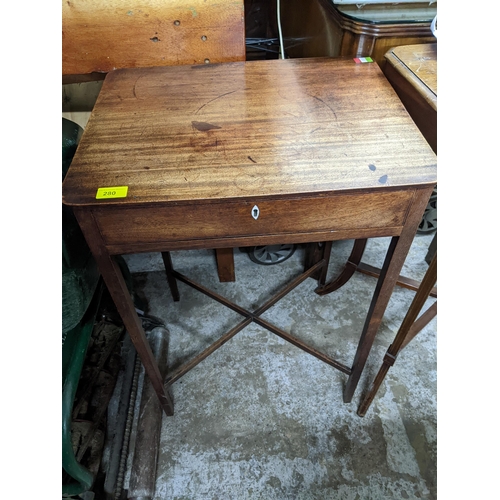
<box><xmin>385</xmin><ymin>44</ymin><xmax>437</xmax><ymax>110</ymax></box>
<box><xmin>62</xmin><ymin>57</ymin><xmax>436</xmax><ymax>207</ymax></box>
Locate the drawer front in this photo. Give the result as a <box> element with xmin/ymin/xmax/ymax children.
<box><xmin>94</xmin><ymin>190</ymin><xmax>413</xmax><ymax>248</ymax></box>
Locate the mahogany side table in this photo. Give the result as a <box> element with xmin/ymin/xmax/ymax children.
<box><xmin>62</xmin><ymin>57</ymin><xmax>437</xmax><ymax>415</ymax></box>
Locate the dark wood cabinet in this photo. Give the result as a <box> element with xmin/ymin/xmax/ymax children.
<box><xmin>280</xmin><ymin>0</ymin><xmax>436</xmax><ymax>69</ymax></box>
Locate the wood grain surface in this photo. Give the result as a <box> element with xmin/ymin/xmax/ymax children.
<box><xmin>387</xmin><ymin>44</ymin><xmax>437</xmax><ymax>110</ymax></box>
<box><xmin>384</xmin><ymin>44</ymin><xmax>437</xmax><ymax>152</ymax></box>
<box><xmin>64</xmin><ymin>56</ymin><xmax>438</xmax><ymax>413</ymax></box>
<box><xmin>62</xmin><ymin>0</ymin><xmax>245</xmax><ymax>76</ymax></box>
<box><xmin>62</xmin><ymin>58</ymin><xmax>436</xmax><ymax>208</ymax></box>
<box><xmin>92</xmin><ymin>190</ymin><xmax>412</xmax><ymax>247</ymax></box>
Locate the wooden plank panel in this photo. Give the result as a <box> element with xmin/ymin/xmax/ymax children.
<box><xmin>62</xmin><ymin>0</ymin><xmax>245</xmax><ymax>76</ymax></box>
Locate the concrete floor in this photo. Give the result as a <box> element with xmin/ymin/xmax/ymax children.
<box><xmin>116</xmin><ymin>235</ymin><xmax>436</xmax><ymax>499</ymax></box>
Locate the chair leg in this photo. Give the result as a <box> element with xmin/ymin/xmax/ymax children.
<box><xmin>315</xmin><ymin>239</ymin><xmax>367</xmax><ymax>295</ymax></box>
<box><xmin>357</xmin><ymin>254</ymin><xmax>437</xmax><ymax>416</ymax></box>
<box><xmin>161</xmin><ymin>252</ymin><xmax>180</xmax><ymax>301</ymax></box>
<box><xmin>304</xmin><ymin>241</ymin><xmax>333</xmax><ymax>286</ymax></box>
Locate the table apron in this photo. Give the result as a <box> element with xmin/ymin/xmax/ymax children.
<box><xmin>89</xmin><ymin>189</ymin><xmax>416</xmax><ymax>255</ymax></box>
<box><xmin>104</xmin><ymin>226</ymin><xmax>403</xmax><ymax>254</ymax></box>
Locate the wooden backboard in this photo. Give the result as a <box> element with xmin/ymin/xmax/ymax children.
<box><xmin>63</xmin><ymin>0</ymin><xmax>246</xmax><ymax>78</ymax></box>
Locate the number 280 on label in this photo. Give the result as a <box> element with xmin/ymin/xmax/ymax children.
<box><xmin>96</xmin><ymin>186</ymin><xmax>129</xmax><ymax>199</ymax></box>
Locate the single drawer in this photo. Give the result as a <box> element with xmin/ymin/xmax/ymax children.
<box><xmin>93</xmin><ymin>189</ymin><xmax>414</xmax><ymax>249</ymax></box>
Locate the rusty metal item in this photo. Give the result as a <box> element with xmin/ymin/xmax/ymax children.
<box><xmin>128</xmin><ymin>328</ymin><xmax>171</xmax><ymax>500</ymax></box>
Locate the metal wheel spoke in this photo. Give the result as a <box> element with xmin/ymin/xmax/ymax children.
<box><xmin>249</xmin><ymin>244</ymin><xmax>296</xmax><ymax>265</ymax></box>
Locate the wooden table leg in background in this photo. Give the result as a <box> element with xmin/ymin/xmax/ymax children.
<box><xmin>357</xmin><ymin>253</ymin><xmax>437</xmax><ymax>416</ymax></box>
<box><xmin>304</xmin><ymin>241</ymin><xmax>333</xmax><ymax>286</ymax></box>
<box><xmin>356</xmin><ymin>261</ymin><xmax>437</xmax><ymax>298</ymax></box>
<box><xmin>215</xmin><ymin>248</ymin><xmax>236</xmax><ymax>282</ymax></box>
<box><xmin>315</xmin><ymin>239</ymin><xmax>367</xmax><ymax>295</ymax></box>
<box><xmin>75</xmin><ymin>209</ymin><xmax>174</xmax><ymax>416</ymax></box>
<box><xmin>161</xmin><ymin>251</ymin><xmax>180</xmax><ymax>302</ymax></box>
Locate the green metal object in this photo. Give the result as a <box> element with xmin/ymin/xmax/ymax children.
<box><xmin>62</xmin><ymin>286</ymin><xmax>102</xmax><ymax>497</ymax></box>
<box><xmin>62</xmin><ymin>119</ymin><xmax>100</xmax><ymax>334</ymax></box>
<box><xmin>62</xmin><ymin>118</ymin><xmax>135</xmax><ymax>497</ymax></box>
<box><xmin>62</xmin><ymin>118</ymin><xmax>99</xmax><ymax>497</ymax></box>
